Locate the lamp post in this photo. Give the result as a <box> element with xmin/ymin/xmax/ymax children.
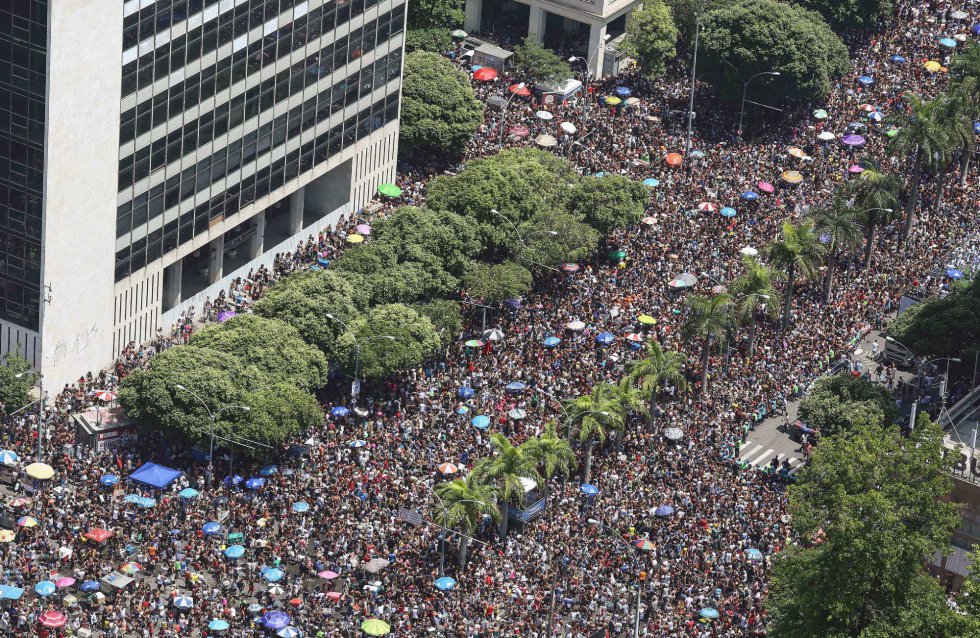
<box><xmin>568</xmin><ymin>34</ymin><xmax>610</xmax><ymax>125</ymax></box>
<box><xmin>587</xmin><ymin>518</ymin><xmax>643</xmax><ymax>638</ymax></box>
<box><xmin>325</xmin><ymin>313</ymin><xmax>396</xmax><ymax>401</ymax></box>
<box><xmin>720</xmin><ymin>61</ymin><xmax>780</xmax><ymax>138</ymax></box>
<box><xmin>174</xmin><ymin>384</ymin><xmax>250</xmax><ymax>488</ymax></box>
<box><xmin>14</xmin><ymin>372</ymin><xmax>43</xmax><ymax>460</ymax></box>
<box><xmin>498</xmin><ymin>82</ymin><xmax>526</xmax><ymax>149</ymax></box>
<box><xmin>684</xmin><ymin>16</ymin><xmax>701</xmax><ymax>155</ymax></box>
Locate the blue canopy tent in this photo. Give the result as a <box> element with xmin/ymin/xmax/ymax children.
<box><xmin>128</xmin><ymin>462</ymin><xmax>183</xmax><ymax>489</ymax></box>
<box><xmin>0</xmin><ymin>585</ymin><xmax>24</xmax><ymax>600</ymax></box>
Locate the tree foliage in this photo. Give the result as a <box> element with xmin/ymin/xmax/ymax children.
<box><xmin>798</xmin><ymin>373</ymin><xmax>899</xmax><ymax>436</ymax></box>
<box><xmin>189</xmin><ymin>315</ymin><xmax>329</xmax><ymax>390</ymax></box>
<box><xmin>0</xmin><ymin>352</ymin><xmax>33</xmax><ymax>415</ymax></box>
<box><xmin>512</xmin><ymin>38</ymin><xmax>571</xmax><ymax>84</ymax></box>
<box><xmin>334</xmin><ymin>304</ymin><xmax>442</xmax><ymax>380</ymax></box>
<box><xmin>699</xmin><ymin>0</ymin><xmax>849</xmax><ymax>104</ymax></box>
<box><xmin>407</xmin><ymin>0</ymin><xmax>464</xmax><ymax>31</ymax></box>
<box><xmin>768</xmin><ymin>418</ymin><xmax>964</xmax><ymax>638</ymax></box>
<box><xmin>463</xmin><ymin>261</ymin><xmax>534</xmax><ymax>303</ymax></box>
<box><xmin>405</xmin><ymin>27</ymin><xmax>455</xmax><ymax>54</ymax></box>
<box><xmin>518</xmin><ymin>210</ymin><xmax>601</xmax><ymax>268</ymax></box>
<box><xmin>568</xmin><ymin>174</ymin><xmax>649</xmax><ymax>235</ymax></box>
<box><xmin>622</xmin><ymin>0</ymin><xmax>679</xmax><ymax>78</ymax></box>
<box><xmin>412</xmin><ymin>300</ymin><xmax>464</xmax><ymax>339</ymax></box>
<box><xmin>799</xmin><ymin>0</ymin><xmax>892</xmax><ymax>28</ymax></box>
<box><xmin>400</xmin><ymin>51</ymin><xmax>484</xmax><ymax>154</ymax></box>
<box><xmin>887</xmin><ymin>278</ymin><xmax>980</xmax><ymax>364</ymax></box>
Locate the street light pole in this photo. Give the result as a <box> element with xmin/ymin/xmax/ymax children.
<box><xmin>15</xmin><ymin>372</ymin><xmax>43</xmax><ymax>460</ymax></box>
<box><xmin>569</xmin><ymin>34</ymin><xmax>610</xmax><ymax>127</ymax></box>
<box><xmin>175</xmin><ymin>384</ymin><xmax>250</xmax><ymax>488</ymax></box>
<box><xmin>684</xmin><ymin>17</ymin><xmax>700</xmax><ymax>155</ymax></box>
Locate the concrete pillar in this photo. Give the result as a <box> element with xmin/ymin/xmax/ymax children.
<box><xmin>463</xmin><ymin>0</ymin><xmax>482</xmax><ymax>33</ymax></box>
<box><xmin>528</xmin><ymin>7</ymin><xmax>546</xmax><ymax>42</ymax></box>
<box><xmin>208</xmin><ymin>235</ymin><xmax>224</xmax><ymax>285</ymax></box>
<box><xmin>588</xmin><ymin>23</ymin><xmax>608</xmax><ymax>78</ymax></box>
<box><xmin>250</xmin><ymin>210</ymin><xmax>265</xmax><ymax>260</ymax></box>
<box><xmin>162</xmin><ymin>261</ymin><xmax>182</xmax><ymax>310</ymax></box>
<box><xmin>288</xmin><ymin>186</ymin><xmax>305</xmax><ymax>236</ymax></box>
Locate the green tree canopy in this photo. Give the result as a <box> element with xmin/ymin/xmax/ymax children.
<box><xmin>518</xmin><ymin>209</ymin><xmax>601</xmax><ymax>268</ymax></box>
<box><xmin>622</xmin><ymin>0</ymin><xmax>679</xmax><ymax>78</ymax></box>
<box><xmin>798</xmin><ymin>373</ymin><xmax>899</xmax><ymax>436</ymax></box>
<box><xmin>189</xmin><ymin>315</ymin><xmax>329</xmax><ymax>389</ymax></box>
<box><xmin>798</xmin><ymin>0</ymin><xmax>893</xmax><ymax>29</ymax></box>
<box><xmin>405</xmin><ymin>27</ymin><xmax>455</xmax><ymax>54</ymax></box>
<box><xmin>887</xmin><ymin>278</ymin><xmax>980</xmax><ymax>364</ymax></box>
<box><xmin>241</xmin><ymin>383</ymin><xmax>324</xmax><ymax>447</ymax></box>
<box><xmin>407</xmin><ymin>0</ymin><xmax>464</xmax><ymax>31</ymax></box>
<box><xmin>512</xmin><ymin>38</ymin><xmax>572</xmax><ymax>84</ymax></box>
<box><xmin>400</xmin><ymin>51</ymin><xmax>484</xmax><ymax>154</ymax></box>
<box><xmin>768</xmin><ymin>417</ymin><xmax>963</xmax><ymax>638</ymax></box>
<box><xmin>699</xmin><ymin>0</ymin><xmax>849</xmax><ymax>104</ymax></box>
<box><xmin>567</xmin><ymin>174</ymin><xmax>650</xmax><ymax>235</ymax></box>
<box><xmin>412</xmin><ymin>300</ymin><xmax>464</xmax><ymax>339</ymax></box>
<box><xmin>463</xmin><ymin>261</ymin><xmax>534</xmax><ymax>304</ymax></box>
<box><xmin>253</xmin><ymin>269</ymin><xmax>368</xmax><ymax>359</ymax></box>
<box><xmin>334</xmin><ymin>304</ymin><xmax>442</xmax><ymax>380</ymax></box>
<box><xmin>0</xmin><ymin>352</ymin><xmax>33</xmax><ymax>415</ymax></box>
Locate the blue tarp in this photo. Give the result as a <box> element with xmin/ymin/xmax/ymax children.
<box><xmin>128</xmin><ymin>462</ymin><xmax>183</xmax><ymax>489</ymax></box>
<box><xmin>0</xmin><ymin>585</ymin><xmax>24</xmax><ymax>600</ymax></box>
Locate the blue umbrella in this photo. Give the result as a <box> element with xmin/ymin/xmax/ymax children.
<box><xmin>688</xmin><ymin>149</ymin><xmax>705</xmax><ymax>159</ymax></box>
<box><xmin>471</xmin><ymin>65</ymin><xmax>483</xmax><ymax>71</ymax></box>
<box><xmin>974</xmin><ymin>121</ymin><xmax>980</xmax><ymax>135</ymax></box>
<box><xmin>505</xmin><ymin>298</ymin><xmax>522</xmax><ymax>309</ymax></box>
<box><xmin>350</xmin><ymin>440</ymin><xmax>367</xmax><ymax>448</ymax></box>
<box><xmin>0</xmin><ymin>450</ymin><xmax>17</xmax><ymax>466</ymax></box>
<box><xmin>330</xmin><ymin>406</ymin><xmax>350</xmax><ymax>418</ymax></box>
<box><xmin>889</xmin><ymin>54</ymin><xmax>906</xmax><ymax>63</ymax></box>
<box><xmin>642</xmin><ymin>178</ymin><xmax>660</xmax><ymax>187</ymax></box>
<box><xmin>136</xmin><ymin>496</ymin><xmax>157</xmax><ymax>509</ymax></box>
<box><xmin>99</xmin><ymin>474</ymin><xmax>117</xmax><ymax>486</ymax></box>
<box><xmin>974</xmin><ymin>24</ymin><xmax>980</xmax><ymax>35</ymax></box>
<box><xmin>80</xmin><ymin>581</ymin><xmax>100</xmax><ymax>592</ymax></box>
<box><xmin>819</xmin><ymin>233</ymin><xmax>832</xmax><ymax>244</ymax></box>
<box><xmin>457</xmin><ymin>387</ymin><xmax>475</xmax><ymax>399</ymax></box>
<box><xmin>580</xmin><ymin>483</ymin><xmax>599</xmax><ymax>496</ymax></box>
<box><xmin>208</xmin><ymin>619</ymin><xmax>230</xmax><ymax>631</ymax></box>
<box><xmin>178</xmin><ymin>488</ymin><xmax>199</xmax><ymax>499</ymax></box>
<box><xmin>740</xmin><ymin>191</ymin><xmax>757</xmax><ymax>201</ymax></box>
<box><xmin>857</xmin><ymin>75</ymin><xmax>874</xmax><ymax>86</ymax></box>
<box><xmin>940</xmin><ymin>37</ymin><xmax>958</xmax><ymax>48</ymax></box>
<box><xmin>225</xmin><ymin>544</ymin><xmax>246</xmax><ymax>559</ymax></box>
<box><xmin>746</xmin><ymin>548</ymin><xmax>764</xmax><ymax>562</ymax></box>
<box><xmin>505</xmin><ymin>381</ymin><xmax>526</xmax><ymax>393</ymax></box>
<box><xmin>595</xmin><ymin>332</ymin><xmax>615</xmax><ymax>346</ymax></box>
<box><xmin>613</xmin><ymin>86</ymin><xmax>631</xmax><ymax>97</ymax></box>
<box><xmin>278</xmin><ymin>628</ymin><xmax>302</xmax><ymax>638</ymax></box>
<box><xmin>720</xmin><ymin>207</ymin><xmax>736</xmax><ymax>218</ymax></box>
<box><xmin>174</xmin><ymin>595</ymin><xmax>194</xmax><ymax>609</ymax></box>
<box><xmin>245</xmin><ymin>477</ymin><xmax>266</xmax><ymax>490</ymax></box>
<box><xmin>542</xmin><ymin>336</ymin><xmax>562</xmax><ymax>347</ymax></box>
<box><xmin>435</xmin><ymin>576</ymin><xmax>457</xmax><ymax>591</ymax></box>
<box><xmin>203</xmin><ymin>521</ymin><xmax>222</xmax><ymax>535</ymax></box>
<box><xmin>945</xmin><ymin>267</ymin><xmax>965</xmax><ymax>279</ymax></box>
<box><xmin>292</xmin><ymin>501</ymin><xmax>310</xmax><ymax>513</ymax></box>
<box><xmin>247</xmin><ymin>603</ymin><xmax>263</xmax><ymax>613</ymax></box>
<box><xmin>123</xmin><ymin>494</ymin><xmax>141</xmax><ymax>504</ymax></box>
<box><xmin>456</xmin><ymin>406</ymin><xmax>469</xmax><ymax>415</ymax></box>
<box><xmin>654</xmin><ymin>505</ymin><xmax>675</xmax><ymax>517</ymax></box>
<box><xmin>34</xmin><ymin>581</ymin><xmax>56</xmax><ymax>596</ymax></box>
<box><xmin>260</xmin><ymin>465</ymin><xmax>278</xmax><ymax>477</ymax></box>
<box><xmin>867</xmin><ymin>111</ymin><xmax>884</xmax><ymax>122</ymax></box>
<box><xmin>594</xmin><ymin>171</ymin><xmax>606</xmax><ymax>178</ymax></box>
<box><xmin>262</xmin><ymin>567</ymin><xmax>285</xmax><ymax>582</ymax></box>
<box><xmin>699</xmin><ymin>607</ymin><xmax>720</xmax><ymax>620</ymax></box>
<box><xmin>471</xmin><ymin>415</ymin><xmax>491</xmax><ymax>430</ymax></box>
<box><xmin>224</xmin><ymin>474</ymin><xmax>243</xmax><ymax>486</ymax></box>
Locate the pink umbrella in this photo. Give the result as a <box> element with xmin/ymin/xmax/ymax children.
<box><xmin>757</xmin><ymin>181</ymin><xmax>775</xmax><ymax>193</ymax></box>
<box><xmin>56</xmin><ymin>577</ymin><xmax>76</xmax><ymax>588</ymax></box>
<box><xmin>355</xmin><ymin>224</ymin><xmax>371</xmax><ymax>235</ymax></box>
<box><xmin>848</xmin><ymin>164</ymin><xmax>864</xmax><ymax>173</ymax></box>
<box><xmin>326</xmin><ymin>591</ymin><xmax>342</xmax><ymax>601</ymax></box>
<box><xmin>39</xmin><ymin>611</ymin><xmax>67</xmax><ymax>628</ymax></box>
<box><xmin>318</xmin><ymin>570</ymin><xmax>340</xmax><ymax>580</ymax></box>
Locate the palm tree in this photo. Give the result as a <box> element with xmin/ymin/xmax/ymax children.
<box><xmin>564</xmin><ymin>383</ymin><xmax>627</xmax><ymax>484</ymax></box>
<box><xmin>434</xmin><ymin>473</ymin><xmax>500</xmax><ymax>568</ymax></box>
<box><xmin>473</xmin><ymin>434</ymin><xmax>540</xmax><ymax>539</ymax></box>
<box><xmin>888</xmin><ymin>93</ymin><xmax>949</xmax><ymax>241</ymax></box>
<box><xmin>765</xmin><ymin>220</ymin><xmax>825</xmax><ymax>330</ymax></box>
<box><xmin>681</xmin><ymin>293</ymin><xmax>735</xmax><ymax>395</ymax></box>
<box><xmin>727</xmin><ymin>255</ymin><xmax>780</xmax><ymax>354</ymax></box>
<box><xmin>808</xmin><ymin>198</ymin><xmax>864</xmax><ymax>303</ymax></box>
<box><xmin>844</xmin><ymin>166</ymin><xmax>900</xmax><ymax>270</ymax></box>
<box><xmin>949</xmin><ymin>42</ymin><xmax>980</xmax><ymax>185</ymax></box>
<box><xmin>625</xmin><ymin>339</ymin><xmax>687</xmax><ymax>424</ymax></box>
<box><xmin>521</xmin><ymin>422</ymin><xmax>576</xmax><ymax>497</ymax></box>
<box><xmin>929</xmin><ymin>94</ymin><xmax>974</xmax><ymax>208</ymax></box>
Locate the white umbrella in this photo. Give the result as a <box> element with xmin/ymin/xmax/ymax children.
<box><xmin>535</xmin><ymin>134</ymin><xmax>558</xmax><ymax>147</ymax></box>
<box><xmin>817</xmin><ymin>131</ymin><xmax>836</xmax><ymax>141</ymax></box>
<box><xmin>560</xmin><ymin>122</ymin><xmax>577</xmax><ymax>134</ymax></box>
<box><xmin>566</xmin><ymin>320</ymin><xmax>586</xmax><ymax>331</ymax></box>
<box><xmin>363</xmin><ymin>558</ymin><xmax>390</xmax><ymax>573</ymax></box>
<box><xmin>267</xmin><ymin>585</ymin><xmax>285</xmax><ymax>596</ymax></box>
<box><xmin>739</xmin><ymin>246</ymin><xmax>758</xmax><ymax>256</ymax></box>
<box><xmin>58</xmin><ymin>546</ymin><xmax>72</xmax><ymax>559</ymax></box>
<box><xmin>664</xmin><ymin>427</ymin><xmax>684</xmax><ymax>441</ymax></box>
<box><xmin>483</xmin><ymin>328</ymin><xmax>505</xmax><ymax>342</ymax></box>
<box><xmin>535</xmin><ymin>110</ymin><xmax>553</xmax><ymax>121</ymax></box>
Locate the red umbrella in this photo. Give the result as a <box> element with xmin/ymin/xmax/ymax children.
<box><xmin>289</xmin><ymin>597</ymin><xmax>302</xmax><ymax>607</ymax></box>
<box><xmin>95</xmin><ymin>390</ymin><xmax>117</xmax><ymax>402</ymax></box>
<box><xmin>39</xmin><ymin>611</ymin><xmax>67</xmax><ymax>628</ymax></box>
<box><xmin>473</xmin><ymin>67</ymin><xmax>497</xmax><ymax>81</ymax></box>
<box><xmin>665</xmin><ymin>153</ymin><xmax>683</xmax><ymax>167</ymax></box>
<box><xmin>84</xmin><ymin>528</ymin><xmax>113</xmax><ymax>543</ymax></box>
<box><xmin>508</xmin><ymin>83</ymin><xmax>530</xmax><ymax>96</ymax></box>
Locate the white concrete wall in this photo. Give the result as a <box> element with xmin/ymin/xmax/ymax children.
<box><xmin>39</xmin><ymin>0</ymin><xmax>123</xmax><ymax>389</ymax></box>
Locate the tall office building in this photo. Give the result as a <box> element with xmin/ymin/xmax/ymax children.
<box><xmin>0</xmin><ymin>0</ymin><xmax>406</xmax><ymax>389</ymax></box>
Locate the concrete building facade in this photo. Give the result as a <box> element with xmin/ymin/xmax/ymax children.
<box><xmin>0</xmin><ymin>0</ymin><xmax>407</xmax><ymax>389</ymax></box>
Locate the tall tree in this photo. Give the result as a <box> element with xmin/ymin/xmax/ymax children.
<box><xmin>949</xmin><ymin>42</ymin><xmax>980</xmax><ymax>185</ymax></box>
<box><xmin>512</xmin><ymin>38</ymin><xmax>571</xmax><ymax>84</ymax></box>
<box><xmin>400</xmin><ymin>51</ymin><xmax>484</xmax><ymax>156</ymax></box>
<box><xmin>768</xmin><ymin>417</ymin><xmax>964</xmax><ymax>638</ymax></box>
<box><xmin>565</xmin><ymin>384</ymin><xmax>627</xmax><ymax>484</ymax></box>
<box><xmin>727</xmin><ymin>256</ymin><xmax>780</xmax><ymax>353</ymax></box>
<box><xmin>929</xmin><ymin>93</ymin><xmax>974</xmax><ymax>208</ymax></box>
<box><xmin>0</xmin><ymin>351</ymin><xmax>33</xmax><ymax>415</ymax></box>
<box><xmin>681</xmin><ymin>293</ymin><xmax>735</xmax><ymax>395</ymax></box>
<box><xmin>622</xmin><ymin>0</ymin><xmax>679</xmax><ymax>78</ymax></box>
<box><xmin>625</xmin><ymin>339</ymin><xmax>687</xmax><ymax>424</ymax></box>
<box><xmin>798</xmin><ymin>0</ymin><xmax>893</xmax><ymax>29</ymax></box>
<box><xmin>521</xmin><ymin>422</ymin><xmax>577</xmax><ymax>496</ymax></box>
<box><xmin>888</xmin><ymin>93</ymin><xmax>949</xmax><ymax>242</ymax></box>
<box><xmin>434</xmin><ymin>474</ymin><xmax>500</xmax><ymax>567</ymax></box>
<box><xmin>844</xmin><ymin>165</ymin><xmax>900</xmax><ymax>269</ymax></box>
<box><xmin>808</xmin><ymin>197</ymin><xmax>864</xmax><ymax>303</ymax></box>
<box><xmin>473</xmin><ymin>434</ymin><xmax>541</xmax><ymax>539</ymax></box>
<box><xmin>765</xmin><ymin>220</ymin><xmax>825</xmax><ymax>330</ymax></box>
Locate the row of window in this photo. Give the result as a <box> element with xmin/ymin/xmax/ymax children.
<box><xmin>0</xmin><ymin>277</ymin><xmax>41</xmax><ymax>332</ymax></box>
<box><xmin>120</xmin><ymin>4</ymin><xmax>402</xmax><ymax>179</ymax></box>
<box><xmin>123</xmin><ymin>0</ymin><xmax>223</xmax><ymax>51</ymax></box>
<box><xmin>114</xmin><ymin>90</ymin><xmax>398</xmax><ymax>282</ymax></box>
<box><xmin>117</xmin><ymin>48</ymin><xmax>400</xmax><ymax>241</ymax></box>
<box><xmin>1</xmin><ymin>0</ymin><xmax>47</xmax><ymax>50</ymax></box>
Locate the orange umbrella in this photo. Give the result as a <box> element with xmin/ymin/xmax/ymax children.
<box><xmin>665</xmin><ymin>153</ymin><xmax>683</xmax><ymax>167</ymax></box>
<box><xmin>508</xmin><ymin>83</ymin><xmax>530</xmax><ymax>96</ymax></box>
<box><xmin>473</xmin><ymin>67</ymin><xmax>497</xmax><ymax>81</ymax></box>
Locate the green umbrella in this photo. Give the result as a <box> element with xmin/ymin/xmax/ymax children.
<box><xmin>451</xmin><ymin>29</ymin><xmax>468</xmax><ymax>38</ymax></box>
<box><xmin>361</xmin><ymin>619</ymin><xmax>391</xmax><ymax>636</ymax></box>
<box><xmin>609</xmin><ymin>250</ymin><xmax>627</xmax><ymax>261</ymax></box>
<box><xmin>377</xmin><ymin>183</ymin><xmax>402</xmax><ymax>198</ymax></box>
<box><xmin>464</xmin><ymin>339</ymin><xmax>484</xmax><ymax>348</ymax></box>
<box><xmin>813</xmin><ymin>109</ymin><xmax>828</xmax><ymax>119</ymax></box>
<box><xmin>885</xmin><ymin>128</ymin><xmax>899</xmax><ymax>137</ymax></box>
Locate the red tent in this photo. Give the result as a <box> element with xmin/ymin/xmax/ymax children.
<box><xmin>84</xmin><ymin>528</ymin><xmax>113</xmax><ymax>543</ymax></box>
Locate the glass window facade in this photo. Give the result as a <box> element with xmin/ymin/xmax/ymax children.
<box><xmin>114</xmin><ymin>0</ymin><xmax>405</xmax><ymax>282</ymax></box>
<box><xmin>0</xmin><ymin>0</ymin><xmax>47</xmax><ymax>331</ymax></box>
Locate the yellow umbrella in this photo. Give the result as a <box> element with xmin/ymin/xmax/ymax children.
<box><xmin>604</xmin><ymin>96</ymin><xmax>622</xmax><ymax>106</ymax></box>
<box><xmin>26</xmin><ymin>463</ymin><xmax>55</xmax><ymax>480</ymax></box>
<box><xmin>0</xmin><ymin>530</ymin><xmax>14</xmax><ymax>543</ymax></box>
<box><xmin>786</xmin><ymin>147</ymin><xmax>806</xmax><ymax>159</ymax></box>
<box><xmin>781</xmin><ymin>170</ymin><xmax>804</xmax><ymax>185</ymax></box>
<box><xmin>637</xmin><ymin>314</ymin><xmax>657</xmax><ymax>325</ymax></box>
<box><xmin>361</xmin><ymin>619</ymin><xmax>391</xmax><ymax>636</ymax></box>
<box><xmin>924</xmin><ymin>60</ymin><xmax>942</xmax><ymax>72</ymax></box>
<box><xmin>346</xmin><ymin>234</ymin><xmax>365</xmax><ymax>244</ymax></box>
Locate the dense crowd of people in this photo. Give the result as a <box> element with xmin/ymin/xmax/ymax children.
<box><xmin>1</xmin><ymin>1</ymin><xmax>979</xmax><ymax>637</ymax></box>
